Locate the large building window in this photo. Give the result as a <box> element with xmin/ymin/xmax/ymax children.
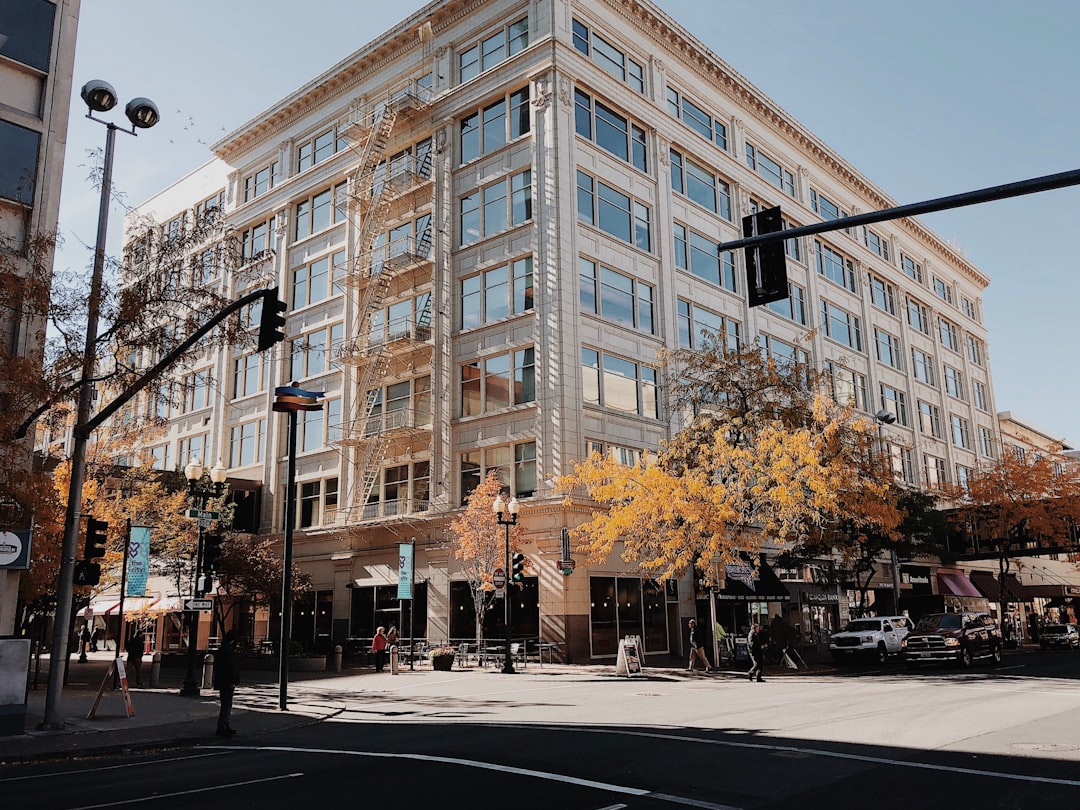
<box><xmin>180</xmin><ymin>369</ymin><xmax>212</xmax><ymax>413</ymax></box>
<box><xmin>667</xmin><ymin>86</ymin><xmax>727</xmax><ymax>150</ymax></box>
<box><xmin>460</xmin><ymin>17</ymin><xmax>528</xmax><ymax>82</ymax></box>
<box><xmin>460</xmin><ymin>256</ymin><xmax>533</xmax><ymax>329</ymax></box>
<box><xmin>0</xmin><ymin>0</ymin><xmax>55</xmax><ymax>71</ymax></box>
<box><xmin>294</xmin><ymin>182</ymin><xmax>348</xmax><ymax>241</ymax></box>
<box><xmin>918</xmin><ymin>400</ymin><xmax>942</xmax><ymax>438</ymax></box>
<box><xmin>233</xmin><ymin>352</ymin><xmax>269</xmax><ymax>399</ymax></box>
<box><xmin>460</xmin><ymin>88</ymin><xmax>530</xmax><ymax>164</ymax></box>
<box><xmin>907</xmin><ymin>298</ymin><xmax>930</xmax><ymax>335</ymax></box>
<box><xmin>579</xmin><ymin>257</ymin><xmax>653</xmax><ymax>333</ymax></box>
<box><xmin>815</xmin><ymin>241</ymin><xmax>856</xmax><ymax>292</ymax></box>
<box><xmin>880</xmin><ymin>384</ymin><xmax>908</xmax><ymax>427</ymax></box>
<box><xmin>758</xmin><ymin>334</ymin><xmax>809</xmax><ymax>367</ymax></box>
<box><xmin>911</xmin><ymin>348</ymin><xmax>936</xmax><ymax>386</ymax></box>
<box><xmin>291</xmin><ymin>323</ymin><xmax>344</xmax><ymax>381</ymax></box>
<box><xmin>902</xmin><ymin>254</ymin><xmax>924</xmax><ymax>284</ymax></box>
<box><xmin>241</xmin><ymin>215</ymin><xmax>276</xmax><ymax>262</ymax></box>
<box><xmin>576</xmin><ymin>170</ymin><xmax>650</xmax><ymax>251</ymax></box>
<box><xmin>938</xmin><ymin>317</ymin><xmax>960</xmax><ymax>352</ymax></box>
<box><xmin>243</xmin><ymin>161</ymin><xmax>280</xmax><ymax>202</ymax></box>
<box><xmin>575</xmin><ymin>89</ymin><xmax>647</xmax><ymax>172</ymax></box>
<box><xmin>589</xmin><ymin>576</ymin><xmax>668</xmax><ymax>657</ymax></box>
<box><xmin>874</xmin><ymin>328</ymin><xmax>902</xmax><ymax>370</ymax></box>
<box><xmin>677</xmin><ymin>300</ymin><xmax>739</xmax><ymax>351</ymax></box>
<box><xmin>230</xmin><ymin>419</ymin><xmax>266</xmax><ymax>468</ymax></box>
<box><xmin>670</xmin><ymin>150</ymin><xmax>731</xmax><ymax>219</ymax></box>
<box><xmin>292</xmin><ymin>249</ymin><xmax>345</xmax><ymax>309</ymax></box>
<box><xmin>673</xmin><ymin>224</ymin><xmax>736</xmax><ymax>293</ymax></box>
<box><xmin>460</xmin><ymin>169</ymin><xmax>532</xmax><ymax>245</ymax></box>
<box><xmin>765</xmin><ymin>283</ymin><xmax>806</xmax><ymax>325</ymax></box>
<box><xmin>459</xmin><ymin>441</ymin><xmax>537</xmax><ymax>503</ymax></box>
<box><xmin>827</xmin><ymin>361</ymin><xmax>868</xmax><ymax>411</ymax></box>
<box><xmin>299</xmin><ymin>477</ymin><xmax>338</xmax><ymax>528</ymax></box>
<box><xmin>820</xmin><ymin>300</ymin><xmax>862</xmax><ymax>351</ymax></box>
<box><xmin>572</xmin><ymin>19</ymin><xmax>645</xmax><ymax>93</ymax></box>
<box><xmin>368</xmin><ymin>293</ymin><xmax>432</xmax><ymax>347</ymax></box>
<box><xmin>0</xmin><ymin>119</ymin><xmax>41</xmax><ymax>205</ymax></box>
<box><xmin>864</xmin><ymin>228</ymin><xmax>889</xmax><ymax>260</ymax></box>
<box><xmin>810</xmin><ymin>189</ymin><xmax>850</xmax><ymax>224</ymax></box>
<box><xmin>923</xmin><ymin>454</ymin><xmax>948</xmax><ymax>488</ymax></box>
<box><xmin>296</xmin><ymin>126</ymin><xmax>347</xmax><ymax>173</ymax></box>
<box><xmin>461</xmin><ymin>348</ymin><xmax>536</xmax><ymax>416</ymax></box>
<box><xmin>745</xmin><ymin>143</ymin><xmax>794</xmax><ymax>196</ymax></box>
<box><xmin>943</xmin><ymin>365</ymin><xmax>965</xmax><ymax>400</ymax></box>
<box><xmin>582</xmin><ymin>348</ymin><xmax>658</xmax><ymax>419</ymax></box>
<box><xmin>869</xmin><ymin>274</ymin><xmax>896</xmax><ymax>315</ymax></box>
<box><xmin>951</xmin><ymin>414</ymin><xmax>972</xmax><ymax>450</ymax></box>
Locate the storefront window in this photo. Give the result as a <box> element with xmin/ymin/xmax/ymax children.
<box><xmin>590</xmin><ymin>575</ymin><xmax>669</xmax><ymax>657</ymax></box>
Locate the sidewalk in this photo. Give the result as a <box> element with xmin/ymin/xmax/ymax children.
<box><xmin>0</xmin><ymin>647</ymin><xmax>833</xmax><ymax>764</ymax></box>
<box><xmin>0</xmin><ymin>650</ymin><xmax>341</xmax><ymax>764</ymax></box>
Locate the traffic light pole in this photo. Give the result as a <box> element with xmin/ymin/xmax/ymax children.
<box><xmin>40</xmin><ymin>286</ymin><xmax>277</xmax><ymax>728</ymax></box>
<box><xmin>718</xmin><ymin>167</ymin><xmax>1080</xmax><ymax>255</ymax></box>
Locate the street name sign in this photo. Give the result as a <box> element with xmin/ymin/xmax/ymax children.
<box><xmin>187</xmin><ymin>509</ymin><xmax>219</xmax><ymax>521</ymax></box>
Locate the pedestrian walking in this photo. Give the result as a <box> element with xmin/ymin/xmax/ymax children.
<box><xmin>213</xmin><ymin>630</ymin><xmax>240</xmax><ymax>737</ymax></box>
<box><xmin>125</xmin><ymin>629</ymin><xmax>146</xmax><ymax>687</ymax></box>
<box><xmin>747</xmin><ymin>623</ymin><xmax>766</xmax><ymax>682</ymax></box>
<box><xmin>372</xmin><ymin>626</ymin><xmax>388</xmax><ymax>672</ymax></box>
<box><xmin>687</xmin><ymin>619</ymin><xmax>711</xmax><ymax>672</ymax></box>
<box><xmin>386</xmin><ymin>625</ymin><xmax>399</xmax><ymax>647</ymax></box>
<box><xmin>79</xmin><ymin>624</ymin><xmax>92</xmax><ymax>662</ymax></box>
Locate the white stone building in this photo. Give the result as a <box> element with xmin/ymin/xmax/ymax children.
<box><xmin>122</xmin><ymin>0</ymin><xmax>1001</xmax><ymax>661</ymax></box>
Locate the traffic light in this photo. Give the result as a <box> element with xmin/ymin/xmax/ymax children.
<box><xmin>257</xmin><ymin>287</ymin><xmax>288</xmax><ymax>351</ymax></box>
<box><xmin>742</xmin><ymin>206</ymin><xmax>788</xmax><ymax>307</ymax></box>
<box><xmin>85</xmin><ymin>517</ymin><xmax>109</xmax><ymax>559</ymax></box>
<box><xmin>511</xmin><ymin>552</ymin><xmax>526</xmax><ymax>582</ymax></box>
<box><xmin>202</xmin><ymin>532</ymin><xmax>224</xmax><ymax>572</ymax></box>
<box><xmin>74</xmin><ymin>560</ymin><xmax>101</xmax><ymax>587</ymax></box>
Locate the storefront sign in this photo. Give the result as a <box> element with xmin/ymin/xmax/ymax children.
<box><xmin>806</xmin><ymin>592</ymin><xmax>840</xmax><ymax>604</ymax></box>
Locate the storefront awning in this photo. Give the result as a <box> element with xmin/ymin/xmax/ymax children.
<box><xmin>714</xmin><ymin>556</ymin><xmax>791</xmax><ymax>602</ymax></box>
<box><xmin>937</xmin><ymin>572</ymin><xmax>982</xmax><ymax>598</ymax></box>
<box><xmin>87</xmin><ymin>598</ymin><xmax>121</xmax><ymax>615</ymax></box>
<box><xmin>969</xmin><ymin>570</ymin><xmax>1030</xmax><ymax>603</ymax></box>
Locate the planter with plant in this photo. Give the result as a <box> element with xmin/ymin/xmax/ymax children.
<box><xmin>429</xmin><ymin>645</ymin><xmax>456</xmax><ymax>671</ymax></box>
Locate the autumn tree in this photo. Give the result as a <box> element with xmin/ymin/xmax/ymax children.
<box><xmin>940</xmin><ymin>452</ymin><xmax>1080</xmax><ymax>622</ymax></box>
<box><xmin>448</xmin><ymin>472</ymin><xmax>524</xmax><ymax>648</ymax></box>
<box><xmin>559</xmin><ymin>343</ymin><xmax>904</xmax><ymax>588</ymax></box>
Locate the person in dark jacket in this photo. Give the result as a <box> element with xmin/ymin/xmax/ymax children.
<box><xmin>747</xmin><ymin>623</ymin><xmax>766</xmax><ymax>682</ymax></box>
<box><xmin>125</xmin><ymin>630</ymin><xmax>145</xmax><ymax>687</ymax></box>
<box><xmin>213</xmin><ymin>630</ymin><xmax>241</xmax><ymax>737</ymax></box>
<box><xmin>687</xmin><ymin>619</ymin><xmax>711</xmax><ymax>672</ymax></box>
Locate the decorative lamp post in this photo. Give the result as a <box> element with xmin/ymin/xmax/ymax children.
<box><xmin>179</xmin><ymin>456</ymin><xmax>227</xmax><ymax>697</ymax></box>
<box><xmin>874</xmin><ymin>410</ymin><xmax>903</xmax><ymax>613</ymax></box>
<box><xmin>493</xmin><ymin>493</ymin><xmax>520</xmax><ymax>674</ymax></box>
<box><xmin>41</xmin><ymin>81</ymin><xmax>159</xmax><ymax>729</ymax></box>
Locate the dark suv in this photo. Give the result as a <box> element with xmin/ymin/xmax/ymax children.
<box><xmin>1039</xmin><ymin>623</ymin><xmax>1080</xmax><ymax>650</ymax></box>
<box><xmin>901</xmin><ymin>612</ymin><xmax>1002</xmax><ymax>667</ymax></box>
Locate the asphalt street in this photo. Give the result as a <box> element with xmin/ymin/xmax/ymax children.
<box><xmin>2</xmin><ymin>650</ymin><xmax>1079</xmax><ymax>809</ymax></box>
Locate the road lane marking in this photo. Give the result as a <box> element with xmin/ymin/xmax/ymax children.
<box><xmin>501</xmin><ymin>724</ymin><xmax>1080</xmax><ymax>788</ymax></box>
<box><xmin>0</xmin><ymin>752</ymin><xmax>221</xmax><ymax>782</ymax></box>
<box><xmin>205</xmin><ymin>745</ymin><xmax>742</xmax><ymax>810</ymax></box>
<box><xmin>68</xmin><ymin>772</ymin><xmax>303</xmax><ymax>808</ymax></box>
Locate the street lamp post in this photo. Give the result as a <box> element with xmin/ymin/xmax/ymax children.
<box><xmin>180</xmin><ymin>457</ymin><xmax>227</xmax><ymax>697</ymax></box>
<box><xmin>493</xmin><ymin>493</ymin><xmax>519</xmax><ymax>674</ymax></box>
<box><xmin>874</xmin><ymin>409</ymin><xmax>903</xmax><ymax>613</ymax></box>
<box><xmin>40</xmin><ymin>81</ymin><xmax>159</xmax><ymax>730</ymax></box>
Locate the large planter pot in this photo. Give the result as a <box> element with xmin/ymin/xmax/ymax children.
<box><xmin>431</xmin><ymin>654</ymin><xmax>454</xmax><ymax>671</ymax></box>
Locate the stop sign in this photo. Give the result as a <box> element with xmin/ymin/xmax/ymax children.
<box><xmin>493</xmin><ymin>567</ymin><xmax>507</xmax><ymax>589</ymax></box>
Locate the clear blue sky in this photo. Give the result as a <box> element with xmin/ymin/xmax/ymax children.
<box><xmin>59</xmin><ymin>0</ymin><xmax>1080</xmax><ymax>443</ymax></box>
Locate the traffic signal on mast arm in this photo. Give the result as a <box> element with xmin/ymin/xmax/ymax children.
<box><xmin>511</xmin><ymin>552</ymin><xmax>526</xmax><ymax>582</ymax></box>
<box><xmin>257</xmin><ymin>287</ymin><xmax>288</xmax><ymax>351</ymax></box>
<box><xmin>742</xmin><ymin>206</ymin><xmax>788</xmax><ymax>307</ymax></box>
<box><xmin>84</xmin><ymin>517</ymin><xmax>109</xmax><ymax>559</ymax></box>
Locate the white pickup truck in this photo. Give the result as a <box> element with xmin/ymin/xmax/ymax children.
<box><xmin>829</xmin><ymin>615</ymin><xmax>913</xmax><ymax>664</ymax></box>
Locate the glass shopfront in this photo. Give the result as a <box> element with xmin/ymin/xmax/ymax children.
<box><xmin>589</xmin><ymin>576</ymin><xmax>668</xmax><ymax>657</ymax></box>
<box><xmin>449</xmin><ymin>577</ymin><xmax>539</xmax><ymax>641</ymax></box>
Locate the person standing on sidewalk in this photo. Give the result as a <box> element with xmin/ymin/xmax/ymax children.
<box><xmin>372</xmin><ymin>626</ymin><xmax>388</xmax><ymax>672</ymax></box>
<box><xmin>747</xmin><ymin>623</ymin><xmax>766</xmax><ymax>682</ymax></box>
<box><xmin>213</xmin><ymin>630</ymin><xmax>240</xmax><ymax>737</ymax></box>
<box><xmin>687</xmin><ymin>619</ymin><xmax>712</xmax><ymax>672</ymax></box>
<box><xmin>125</xmin><ymin>629</ymin><xmax>146</xmax><ymax>687</ymax></box>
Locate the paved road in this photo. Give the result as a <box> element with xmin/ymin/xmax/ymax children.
<box><xmin>4</xmin><ymin>651</ymin><xmax>1079</xmax><ymax>809</ymax></box>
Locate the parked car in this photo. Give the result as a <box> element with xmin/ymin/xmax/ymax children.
<box><xmin>901</xmin><ymin>612</ymin><xmax>1002</xmax><ymax>667</ymax></box>
<box><xmin>829</xmin><ymin>616</ymin><xmax>913</xmax><ymax>664</ymax></box>
<box><xmin>1039</xmin><ymin>623</ymin><xmax>1080</xmax><ymax>650</ymax></box>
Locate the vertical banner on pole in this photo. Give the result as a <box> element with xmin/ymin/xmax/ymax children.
<box><xmin>397</xmin><ymin>543</ymin><xmax>414</xmax><ymax>600</ymax></box>
<box><xmin>126</xmin><ymin>526</ymin><xmax>150</xmax><ymax>597</ymax></box>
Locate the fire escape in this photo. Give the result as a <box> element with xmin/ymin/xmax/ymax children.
<box><xmin>333</xmin><ymin>81</ymin><xmax>435</xmax><ymax>528</ymax></box>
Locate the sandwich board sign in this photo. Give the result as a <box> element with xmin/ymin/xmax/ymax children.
<box><xmin>615</xmin><ymin>635</ymin><xmax>643</xmax><ymax>677</ymax></box>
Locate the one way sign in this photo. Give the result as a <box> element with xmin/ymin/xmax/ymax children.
<box><xmin>184</xmin><ymin>598</ymin><xmax>213</xmax><ymax>612</ymax></box>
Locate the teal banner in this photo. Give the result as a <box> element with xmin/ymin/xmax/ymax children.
<box><xmin>126</xmin><ymin>525</ymin><xmax>150</xmax><ymax>597</ymax></box>
<box><xmin>397</xmin><ymin>542</ymin><xmax>414</xmax><ymax>600</ymax></box>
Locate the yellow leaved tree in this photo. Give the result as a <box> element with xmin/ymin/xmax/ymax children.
<box><xmin>559</xmin><ymin>343</ymin><xmax>903</xmax><ymax>590</ymax></box>
<box><xmin>448</xmin><ymin>471</ymin><xmax>524</xmax><ymax>648</ymax></box>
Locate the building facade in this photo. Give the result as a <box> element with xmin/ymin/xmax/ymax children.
<box><xmin>122</xmin><ymin>0</ymin><xmax>1003</xmax><ymax>661</ymax></box>
<box><xmin>0</xmin><ymin>0</ymin><xmax>80</xmax><ymax>634</ymax></box>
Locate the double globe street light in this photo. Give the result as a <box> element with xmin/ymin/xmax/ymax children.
<box><xmin>41</xmin><ymin>81</ymin><xmax>159</xmax><ymax>729</ymax></box>
<box><xmin>180</xmin><ymin>457</ymin><xmax>228</xmax><ymax>697</ymax></box>
<box><xmin>493</xmin><ymin>493</ymin><xmax>520</xmax><ymax>674</ymax></box>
